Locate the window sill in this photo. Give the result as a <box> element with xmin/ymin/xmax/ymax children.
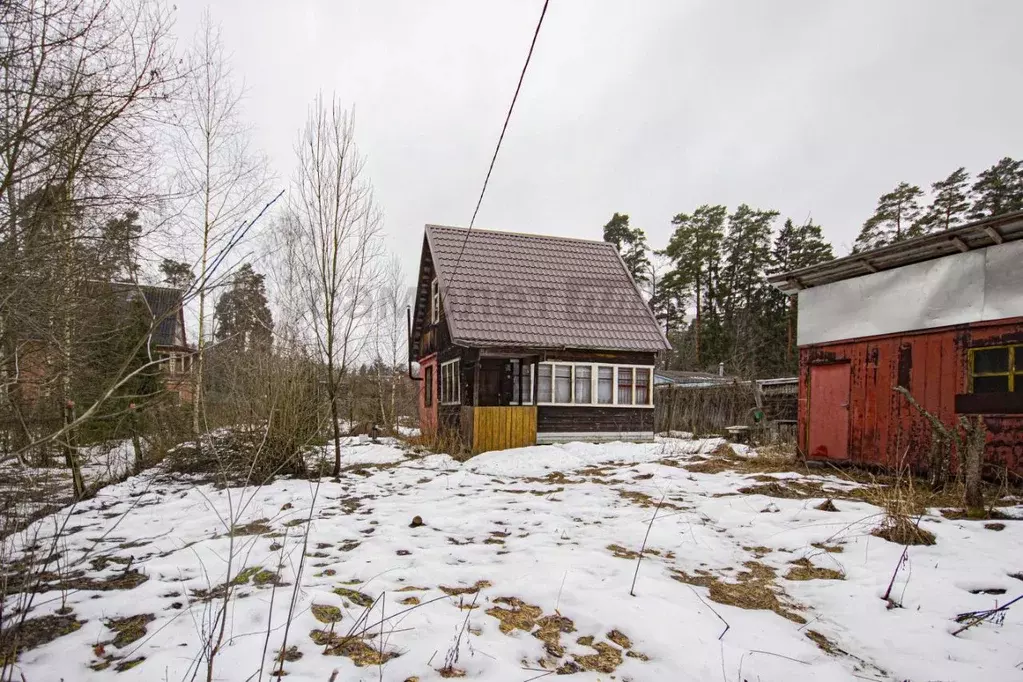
<box><xmin>954</xmin><ymin>392</ymin><xmax>1023</xmax><ymax>415</ymax></box>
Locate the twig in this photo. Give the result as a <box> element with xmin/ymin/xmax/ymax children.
<box><xmin>881</xmin><ymin>513</ymin><xmax>923</xmax><ymax>603</ymax></box>
<box><xmin>630</xmin><ymin>493</ymin><xmax>666</xmax><ymax>596</ymax></box>
<box><xmin>685</xmin><ymin>585</ymin><xmax>729</xmax><ymax>640</ymax></box>
<box><xmin>952</xmin><ymin>594</ymin><xmax>1022</xmax><ymax>636</ymax></box>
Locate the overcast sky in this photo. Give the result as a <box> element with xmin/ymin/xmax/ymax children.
<box><xmin>173</xmin><ymin>0</ymin><xmax>1023</xmax><ymax>281</ymax></box>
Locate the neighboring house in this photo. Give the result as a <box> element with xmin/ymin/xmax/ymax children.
<box><xmin>655</xmin><ymin>369</ymin><xmax>732</xmax><ymax>388</ymax></box>
<box><xmin>13</xmin><ymin>283</ymin><xmax>193</xmax><ymax>406</ymax></box>
<box><xmin>768</xmin><ymin>211</ymin><xmax>1023</xmax><ymax>473</ymax></box>
<box><xmin>409</xmin><ymin>224</ymin><xmax>670</xmax><ymax>453</ymax></box>
<box><xmin>115</xmin><ymin>283</ymin><xmax>194</xmax><ymax>404</ymax></box>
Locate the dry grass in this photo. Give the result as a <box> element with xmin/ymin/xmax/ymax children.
<box><xmin>485</xmin><ymin>597</ymin><xmax>542</xmax><ymax>634</ymax></box>
<box><xmin>606</xmin><ymin>543</ymin><xmax>641</xmax><ymax>559</ymax></box>
<box><xmin>310</xmin><ymin>629</ymin><xmax>398</xmax><ymax>666</ymax></box>
<box><xmin>671</xmin><ymin>561</ymin><xmax>805</xmax><ymax>624</ymax></box>
<box><xmin>806</xmin><ymin>630</ymin><xmax>845</xmax><ymax>655</ymax></box>
<box><xmin>104</xmin><ymin>614</ymin><xmax>154</xmax><ymax>648</ymax></box>
<box><xmin>333</xmin><ymin>587</ymin><xmax>374</xmax><ymax>608</ymax></box>
<box><xmin>439</xmin><ymin>580</ymin><xmax>491</xmax><ymax>596</ymax></box>
<box><xmin>311</xmin><ymin>604</ymin><xmax>343</xmax><ymax>624</ymax></box>
<box><xmin>574</xmin><ymin>641</ymin><xmax>623</xmax><ymax>673</ymax></box>
<box><xmin>784</xmin><ymin>558</ymin><xmax>844</xmax><ymax>581</ymax></box>
<box><xmin>811</xmin><ymin>542</ymin><xmax>844</xmax><ymax>554</ymax></box>
<box><xmin>871</xmin><ymin>517</ymin><xmax>936</xmax><ymax>546</ymax></box>
<box><xmin>0</xmin><ymin>614</ymin><xmax>84</xmax><ymax>665</ymax></box>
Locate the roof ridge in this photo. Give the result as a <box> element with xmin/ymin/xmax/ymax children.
<box><xmin>426</xmin><ymin>223</ymin><xmax>615</xmax><ymax>248</ymax></box>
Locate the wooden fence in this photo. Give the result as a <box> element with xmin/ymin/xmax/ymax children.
<box><xmin>471</xmin><ymin>406</ymin><xmax>537</xmax><ymax>454</ymax></box>
<box><xmin>655</xmin><ymin>380</ymin><xmax>797</xmax><ymax>438</ymax></box>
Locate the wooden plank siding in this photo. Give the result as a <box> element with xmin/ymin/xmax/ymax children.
<box><xmin>799</xmin><ymin>317</ymin><xmax>1023</xmax><ymax>474</ymax></box>
<box><xmin>472</xmin><ymin>406</ymin><xmax>537</xmax><ymax>454</ymax></box>
<box><xmin>538</xmin><ymin>406</ymin><xmax>654</xmax><ymax>433</ymax></box>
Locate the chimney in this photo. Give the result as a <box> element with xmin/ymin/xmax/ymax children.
<box><xmin>718</xmin><ymin>362</ymin><xmax>724</xmax><ymax>377</ymax></box>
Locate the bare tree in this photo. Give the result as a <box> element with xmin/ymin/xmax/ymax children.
<box><xmin>0</xmin><ymin>0</ymin><xmax>179</xmax><ymax>493</ymax></box>
<box><xmin>280</xmin><ymin>94</ymin><xmax>382</xmax><ymax>477</ymax></box>
<box><xmin>176</xmin><ymin>10</ymin><xmax>270</xmax><ymax>442</ymax></box>
<box><xmin>372</xmin><ymin>255</ymin><xmax>409</xmax><ymax>433</ymax></box>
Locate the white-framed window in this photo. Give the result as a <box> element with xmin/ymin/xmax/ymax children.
<box><xmin>535</xmin><ymin>362</ymin><xmax>654</xmax><ymax>407</ymax></box>
<box><xmin>431</xmin><ymin>278</ymin><xmax>440</xmax><ymax>324</ymax></box>
<box><xmin>440</xmin><ymin>358</ymin><xmax>460</xmax><ymax>404</ymax></box>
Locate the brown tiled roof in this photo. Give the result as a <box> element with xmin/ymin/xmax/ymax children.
<box><xmin>426</xmin><ymin>224</ymin><xmax>669</xmax><ymax>352</ymax></box>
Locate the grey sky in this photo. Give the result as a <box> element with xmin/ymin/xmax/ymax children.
<box><xmin>173</xmin><ymin>0</ymin><xmax>1023</xmax><ymax>279</ymax></box>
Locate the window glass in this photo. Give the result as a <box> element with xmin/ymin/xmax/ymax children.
<box><xmin>575</xmin><ymin>366</ymin><xmax>592</xmax><ymax>404</ymax></box>
<box><xmin>424</xmin><ymin>366</ymin><xmax>433</xmax><ymax>406</ymax></box>
<box><xmin>510</xmin><ymin>360</ymin><xmax>520</xmax><ymax>404</ymax></box>
<box><xmin>555</xmin><ymin>365</ymin><xmax>572</xmax><ymax>403</ymax></box>
<box><xmin>597</xmin><ymin>366</ymin><xmax>614</xmax><ymax>404</ymax></box>
<box><xmin>974</xmin><ymin>375</ymin><xmax>1009</xmax><ymax>394</ymax></box>
<box><xmin>441</xmin><ymin>361</ymin><xmax>460</xmax><ymax>404</ymax></box>
<box><xmin>617</xmin><ymin>367</ymin><xmax>634</xmax><ymax>405</ymax></box>
<box><xmin>1016</xmin><ymin>375</ymin><xmax>1023</xmax><ymax>393</ymax></box>
<box><xmin>635</xmin><ymin>367</ymin><xmax>650</xmax><ymax>405</ymax></box>
<box><xmin>537</xmin><ymin>364</ymin><xmax>552</xmax><ymax>403</ymax></box>
<box><xmin>521</xmin><ymin>361</ymin><xmax>533</xmax><ymax>404</ymax></box>
<box><xmin>974</xmin><ymin>347</ymin><xmax>1009</xmax><ymax>374</ymax></box>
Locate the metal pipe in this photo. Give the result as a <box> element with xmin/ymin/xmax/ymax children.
<box><xmin>407</xmin><ymin>305</ymin><xmax>421</xmax><ymax>381</ymax></box>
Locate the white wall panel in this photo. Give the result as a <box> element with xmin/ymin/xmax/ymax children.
<box><xmin>798</xmin><ymin>242</ymin><xmax>1023</xmax><ymax>346</ymax></box>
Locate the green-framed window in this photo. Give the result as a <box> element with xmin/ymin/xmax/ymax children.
<box><xmin>969</xmin><ymin>344</ymin><xmax>1022</xmax><ymax>393</ymax></box>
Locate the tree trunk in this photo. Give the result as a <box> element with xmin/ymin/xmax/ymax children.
<box><xmin>63</xmin><ymin>401</ymin><xmax>85</xmax><ymax>500</ymax></box>
<box><xmin>327</xmin><ymin>359</ymin><xmax>342</xmax><ymax>478</ymax></box>
<box><xmin>961</xmin><ymin>416</ymin><xmax>985</xmax><ymax>513</ymax></box>
<box><xmin>694</xmin><ymin>271</ymin><xmax>702</xmax><ymax>366</ymax></box>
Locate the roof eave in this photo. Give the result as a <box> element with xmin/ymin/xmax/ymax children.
<box><xmin>768</xmin><ymin>211</ymin><xmax>1023</xmax><ymax>294</ymax></box>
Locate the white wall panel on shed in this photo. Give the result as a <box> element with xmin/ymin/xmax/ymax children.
<box><xmin>982</xmin><ymin>239</ymin><xmax>1023</xmax><ymax>320</ymax></box>
<box><xmin>797</xmin><ymin>242</ymin><xmax>1023</xmax><ymax>346</ymax></box>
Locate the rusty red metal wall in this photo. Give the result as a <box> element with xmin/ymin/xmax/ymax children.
<box><xmin>798</xmin><ymin>317</ymin><xmax>1023</xmax><ymax>474</ymax></box>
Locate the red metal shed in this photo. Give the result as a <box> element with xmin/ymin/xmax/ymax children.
<box><xmin>768</xmin><ymin>212</ymin><xmax>1023</xmax><ymax>475</ymax></box>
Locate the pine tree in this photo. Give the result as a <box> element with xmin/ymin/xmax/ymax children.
<box><xmin>602</xmin><ymin>212</ymin><xmax>651</xmax><ymax>284</ymax></box>
<box><xmin>96</xmin><ymin>210</ymin><xmax>142</xmax><ymax>281</ymax></box>
<box><xmin>719</xmin><ymin>205</ymin><xmax>779</xmax><ymax>376</ymax></box>
<box><xmin>213</xmin><ymin>264</ymin><xmax>273</xmax><ymax>352</ymax></box>
<box><xmin>660</xmin><ymin>205</ymin><xmax>727</xmax><ymax>368</ymax></box>
<box><xmin>917</xmin><ymin>167</ymin><xmax>972</xmax><ymax>233</ymax></box>
<box><xmin>770</xmin><ymin>218</ymin><xmax>834</xmax><ymax>371</ymax></box>
<box><xmin>970</xmin><ymin>157</ymin><xmax>1023</xmax><ymax>219</ymax></box>
<box><xmin>160</xmin><ymin>259</ymin><xmax>196</xmax><ymax>290</ymax></box>
<box><xmin>852</xmin><ymin>182</ymin><xmax>924</xmax><ymax>252</ymax></box>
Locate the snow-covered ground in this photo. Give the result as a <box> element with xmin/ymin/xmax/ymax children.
<box><xmin>3</xmin><ymin>437</ymin><xmax>1022</xmax><ymax>681</ymax></box>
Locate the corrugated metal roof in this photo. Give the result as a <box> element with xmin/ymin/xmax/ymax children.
<box><xmin>767</xmin><ymin>211</ymin><xmax>1023</xmax><ymax>294</ymax></box>
<box><xmin>426</xmin><ymin>224</ymin><xmax>670</xmax><ymax>352</ymax></box>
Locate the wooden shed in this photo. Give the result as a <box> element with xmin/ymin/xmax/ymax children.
<box><xmin>768</xmin><ymin>212</ymin><xmax>1023</xmax><ymax>474</ymax></box>
<box><xmin>409</xmin><ymin>224</ymin><xmax>670</xmax><ymax>453</ymax></box>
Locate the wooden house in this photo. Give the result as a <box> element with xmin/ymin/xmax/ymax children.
<box><xmin>409</xmin><ymin>224</ymin><xmax>670</xmax><ymax>453</ymax></box>
<box><xmin>767</xmin><ymin>211</ymin><xmax>1023</xmax><ymax>474</ymax></box>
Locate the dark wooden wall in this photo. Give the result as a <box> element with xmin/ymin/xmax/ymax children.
<box><xmin>538</xmin><ymin>406</ymin><xmax>654</xmax><ymax>433</ymax></box>
<box><xmin>798</xmin><ymin>317</ymin><xmax>1023</xmax><ymax>474</ymax></box>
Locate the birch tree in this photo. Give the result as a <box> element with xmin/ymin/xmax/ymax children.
<box><xmin>176</xmin><ymin>11</ymin><xmax>269</xmax><ymax>442</ymax></box>
<box><xmin>1</xmin><ymin>0</ymin><xmax>177</xmax><ymax>491</ymax></box>
<box><xmin>283</xmin><ymin>95</ymin><xmax>382</xmax><ymax>477</ymax></box>
<box><xmin>372</xmin><ymin>255</ymin><xmax>408</xmax><ymax>433</ymax></box>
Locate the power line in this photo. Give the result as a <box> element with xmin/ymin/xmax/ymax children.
<box><xmin>447</xmin><ymin>0</ymin><xmax>550</xmax><ymax>286</ymax></box>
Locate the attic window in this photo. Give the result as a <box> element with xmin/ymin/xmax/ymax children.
<box><xmin>431</xmin><ymin>279</ymin><xmax>440</xmax><ymax>324</ymax></box>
